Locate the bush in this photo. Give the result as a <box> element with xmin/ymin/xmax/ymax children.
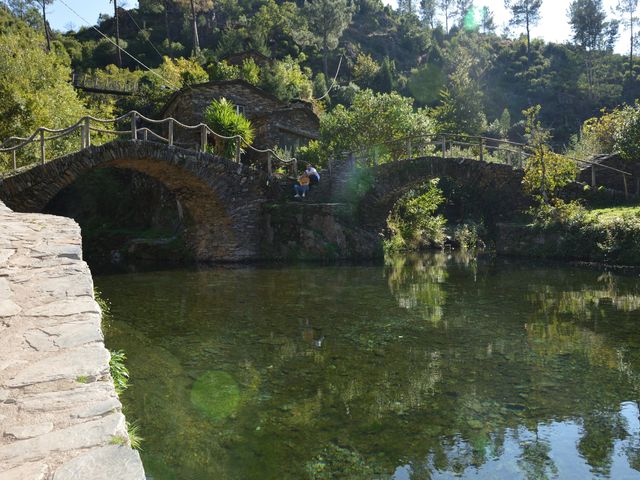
<box><xmin>203</xmin><ymin>98</ymin><xmax>255</xmax><ymax>159</ymax></box>
<box><xmin>385</xmin><ymin>178</ymin><xmax>446</xmax><ymax>252</ymax></box>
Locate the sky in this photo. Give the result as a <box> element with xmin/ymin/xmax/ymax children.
<box><xmin>47</xmin><ymin>0</ymin><xmax>631</xmax><ymax>54</ymax></box>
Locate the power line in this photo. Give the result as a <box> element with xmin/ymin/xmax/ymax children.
<box><xmin>123</xmin><ymin>7</ymin><xmax>165</xmax><ymax>61</ymax></box>
<box><xmin>56</xmin><ymin>0</ymin><xmax>179</xmax><ymax>90</ymax></box>
<box><xmin>315</xmin><ymin>55</ymin><xmax>343</xmax><ymax>101</ymax></box>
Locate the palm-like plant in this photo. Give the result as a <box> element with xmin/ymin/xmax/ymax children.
<box><xmin>203</xmin><ymin>98</ymin><xmax>255</xmax><ymax>159</ymax></box>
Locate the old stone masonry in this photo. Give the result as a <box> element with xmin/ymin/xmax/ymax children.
<box><xmin>0</xmin><ymin>202</ymin><xmax>144</xmax><ymax>479</ymax></box>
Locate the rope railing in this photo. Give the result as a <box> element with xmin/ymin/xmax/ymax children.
<box><xmin>1</xmin><ymin>113</ymin><xmax>633</xmax><ymax>196</ymax></box>
<box><xmin>0</xmin><ymin>110</ymin><xmax>299</xmax><ymax>177</ymax></box>
<box><xmin>340</xmin><ymin>132</ymin><xmax>634</xmax><ymax>197</ymax></box>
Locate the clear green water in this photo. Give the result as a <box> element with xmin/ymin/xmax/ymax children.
<box><xmin>97</xmin><ymin>253</ymin><xmax>640</xmax><ymax>480</ymax></box>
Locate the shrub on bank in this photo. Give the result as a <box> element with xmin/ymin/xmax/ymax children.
<box><xmin>522</xmin><ymin>203</ymin><xmax>640</xmax><ymax>265</ymax></box>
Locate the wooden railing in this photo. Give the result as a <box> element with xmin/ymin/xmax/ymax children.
<box><xmin>0</xmin><ymin>111</ymin><xmax>299</xmax><ymax>177</ymax></box>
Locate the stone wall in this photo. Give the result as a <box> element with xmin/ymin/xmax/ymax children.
<box><xmin>261</xmin><ymin>203</ymin><xmax>381</xmax><ymax>260</ymax></box>
<box><xmin>0</xmin><ymin>202</ymin><xmax>145</xmax><ymax>479</ymax></box>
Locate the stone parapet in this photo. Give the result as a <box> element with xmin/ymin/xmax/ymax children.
<box><xmin>0</xmin><ymin>202</ymin><xmax>145</xmax><ymax>479</ymax></box>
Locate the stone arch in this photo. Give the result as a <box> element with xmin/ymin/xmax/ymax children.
<box><xmin>0</xmin><ymin>141</ymin><xmax>268</xmax><ymax>261</ymax></box>
<box><xmin>354</xmin><ymin>156</ymin><xmax>527</xmax><ymax>230</ymax></box>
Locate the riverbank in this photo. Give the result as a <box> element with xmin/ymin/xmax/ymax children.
<box><xmin>497</xmin><ymin>205</ymin><xmax>640</xmax><ymax>267</ymax></box>
<box><xmin>0</xmin><ymin>202</ymin><xmax>144</xmax><ymax>479</ymax></box>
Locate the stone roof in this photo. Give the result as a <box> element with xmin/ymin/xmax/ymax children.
<box><xmin>160</xmin><ymin>79</ymin><xmax>284</xmax><ymax>118</ymax></box>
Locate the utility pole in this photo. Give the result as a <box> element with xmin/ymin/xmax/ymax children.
<box><xmin>190</xmin><ymin>0</ymin><xmax>200</xmax><ymax>56</ymax></box>
<box><xmin>113</xmin><ymin>0</ymin><xmax>122</xmax><ymax>67</ymax></box>
<box><xmin>41</xmin><ymin>0</ymin><xmax>51</xmax><ymax>52</ymax></box>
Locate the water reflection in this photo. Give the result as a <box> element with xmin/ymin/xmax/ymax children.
<box><xmin>98</xmin><ymin>254</ymin><xmax>640</xmax><ymax>479</ymax></box>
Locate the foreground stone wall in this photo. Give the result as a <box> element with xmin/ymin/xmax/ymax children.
<box><xmin>0</xmin><ymin>202</ymin><xmax>144</xmax><ymax>479</ymax></box>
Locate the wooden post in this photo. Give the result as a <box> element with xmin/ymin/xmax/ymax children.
<box><xmin>623</xmin><ymin>174</ymin><xmax>629</xmax><ymax>199</ymax></box>
<box><xmin>12</xmin><ymin>150</ymin><xmax>16</xmax><ymax>170</ymax></box>
<box><xmin>441</xmin><ymin>136</ymin><xmax>446</xmax><ymax>159</ymax></box>
<box><xmin>235</xmin><ymin>137</ymin><xmax>241</xmax><ymax>163</ymax></box>
<box><xmin>200</xmin><ymin>125</ymin><xmax>207</xmax><ymax>152</ymax></box>
<box><xmin>131</xmin><ymin>112</ymin><xmax>138</xmax><ymax>140</ymax></box>
<box><xmin>168</xmin><ymin>119</ymin><xmax>174</xmax><ymax>146</ymax></box>
<box><xmin>143</xmin><ymin>128</ymin><xmax>148</xmax><ymax>141</ymax></box>
<box><xmin>591</xmin><ymin>165</ymin><xmax>597</xmax><ymax>187</ymax></box>
<box><xmin>293</xmin><ymin>158</ymin><xmax>298</xmax><ymax>177</ymax></box>
<box><xmin>267</xmin><ymin>152</ymin><xmax>272</xmax><ymax>176</ymax></box>
<box><xmin>39</xmin><ymin>130</ymin><xmax>45</xmax><ymax>164</ymax></box>
<box><xmin>479</xmin><ymin>137</ymin><xmax>484</xmax><ymax>162</ymax></box>
<box><xmin>84</xmin><ymin>117</ymin><xmax>91</xmax><ymax>148</ymax></box>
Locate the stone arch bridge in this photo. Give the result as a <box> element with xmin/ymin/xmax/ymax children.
<box><xmin>0</xmin><ymin>141</ymin><xmax>526</xmax><ymax>261</ymax></box>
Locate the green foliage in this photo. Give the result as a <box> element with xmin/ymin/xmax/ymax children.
<box><xmin>454</xmin><ymin>222</ymin><xmax>485</xmax><ymax>250</ymax></box>
<box><xmin>525</xmin><ymin>203</ymin><xmax>640</xmax><ymax>265</ymax></box>
<box><xmin>522</xmin><ymin>106</ymin><xmax>578</xmax><ymax>202</ymax></box>
<box><xmin>320</xmin><ymin>89</ymin><xmax>435</xmax><ymax>161</ymax></box>
<box><xmin>109</xmin><ymin>350</ymin><xmax>130</xmax><ymax>395</ymax></box>
<box><xmin>207</xmin><ymin>60</ymin><xmax>240</xmax><ymax>82</ymax></box>
<box><xmin>296</xmin><ymin>140</ymin><xmax>326</xmax><ymax>167</ymax></box>
<box><xmin>156</xmin><ymin>56</ymin><xmax>208</xmax><ymax>87</ymax></box>
<box><xmin>352</xmin><ymin>53</ymin><xmax>380</xmax><ymax>87</ymax></box>
<box><xmin>203</xmin><ymin>98</ymin><xmax>255</xmax><ymax>159</ymax></box>
<box><xmin>432</xmin><ymin>47</ymin><xmax>486</xmax><ymax>135</ymax></box>
<box><xmin>260</xmin><ymin>56</ymin><xmax>313</xmax><ymax>101</ymax></box>
<box><xmin>94</xmin><ymin>287</ymin><xmax>112</xmax><ymax>323</ymax></box>
<box><xmin>240</xmin><ymin>58</ymin><xmax>261</xmax><ymax>85</ymax></box>
<box><xmin>0</xmin><ymin>20</ymin><xmax>88</xmax><ymax>167</ymax></box>
<box><xmin>126</xmin><ymin>420</ymin><xmax>144</xmax><ymax>450</ymax></box>
<box><xmin>386</xmin><ymin>179</ymin><xmax>447</xmax><ymax>251</ymax></box>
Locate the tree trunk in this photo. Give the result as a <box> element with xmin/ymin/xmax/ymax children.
<box><xmin>163</xmin><ymin>0</ymin><xmax>172</xmax><ymax>44</ymax></box>
<box><xmin>190</xmin><ymin>0</ymin><xmax>200</xmax><ymax>56</ymax></box>
<box><xmin>113</xmin><ymin>0</ymin><xmax>122</xmax><ymax>67</ymax></box>
<box><xmin>630</xmin><ymin>11</ymin><xmax>634</xmax><ymax>78</ymax></box>
<box><xmin>41</xmin><ymin>1</ymin><xmax>50</xmax><ymax>52</ymax></box>
<box><xmin>525</xmin><ymin>14</ymin><xmax>530</xmax><ymax>62</ymax></box>
<box><xmin>322</xmin><ymin>34</ymin><xmax>329</xmax><ymax>79</ymax></box>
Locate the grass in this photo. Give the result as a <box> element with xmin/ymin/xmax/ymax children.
<box><xmin>76</xmin><ymin>375</ymin><xmax>90</xmax><ymax>384</ymax></box>
<box><xmin>587</xmin><ymin>206</ymin><xmax>640</xmax><ymax>223</ymax></box>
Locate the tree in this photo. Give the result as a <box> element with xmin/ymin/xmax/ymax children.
<box><xmin>0</xmin><ymin>30</ymin><xmax>89</xmax><ymax>165</ymax></box>
<box><xmin>111</xmin><ymin>0</ymin><xmax>121</xmax><ymax>66</ymax></box>
<box><xmin>455</xmin><ymin>0</ymin><xmax>472</xmax><ymax>27</ymax></box>
<box><xmin>319</xmin><ymin>89</ymin><xmax>435</xmax><ymax>159</ymax></box>
<box><xmin>504</xmin><ymin>0</ymin><xmax>542</xmax><ymax>58</ymax></box>
<box><xmin>568</xmin><ymin>0</ymin><xmax>619</xmax><ymax>98</ymax></box>
<box><xmin>617</xmin><ymin>0</ymin><xmax>638</xmax><ymax>77</ymax></box>
<box><xmin>568</xmin><ymin>0</ymin><xmax>618</xmax><ymax>51</ymax></box>
<box><xmin>175</xmin><ymin>0</ymin><xmax>214</xmax><ymax>56</ymax></box>
<box><xmin>6</xmin><ymin>0</ymin><xmax>53</xmax><ymax>49</ymax></box>
<box><xmin>304</xmin><ymin>0</ymin><xmax>354</xmax><ymax>78</ymax></box>
<box><xmin>432</xmin><ymin>50</ymin><xmax>487</xmax><ymax>135</ymax></box>
<box><xmin>398</xmin><ymin>0</ymin><xmax>417</xmax><ymax>16</ymax></box>
<box><xmin>480</xmin><ymin>7</ymin><xmax>496</xmax><ymax>33</ymax></box>
<box><xmin>522</xmin><ymin>105</ymin><xmax>577</xmax><ymax>202</ymax></box>
<box><xmin>437</xmin><ymin>0</ymin><xmax>455</xmax><ymax>32</ymax></box>
<box><xmin>420</xmin><ymin>0</ymin><xmax>437</xmax><ymax>27</ymax></box>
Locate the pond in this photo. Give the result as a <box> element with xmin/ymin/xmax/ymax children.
<box><xmin>97</xmin><ymin>253</ymin><xmax>640</xmax><ymax>480</ymax></box>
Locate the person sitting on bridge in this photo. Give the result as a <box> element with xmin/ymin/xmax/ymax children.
<box><xmin>305</xmin><ymin>164</ymin><xmax>320</xmax><ymax>186</ymax></box>
<box><xmin>294</xmin><ymin>173</ymin><xmax>310</xmax><ymax>198</ymax></box>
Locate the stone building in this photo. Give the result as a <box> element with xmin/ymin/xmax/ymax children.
<box><xmin>160</xmin><ymin>79</ymin><xmax>319</xmax><ymax>163</ymax></box>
